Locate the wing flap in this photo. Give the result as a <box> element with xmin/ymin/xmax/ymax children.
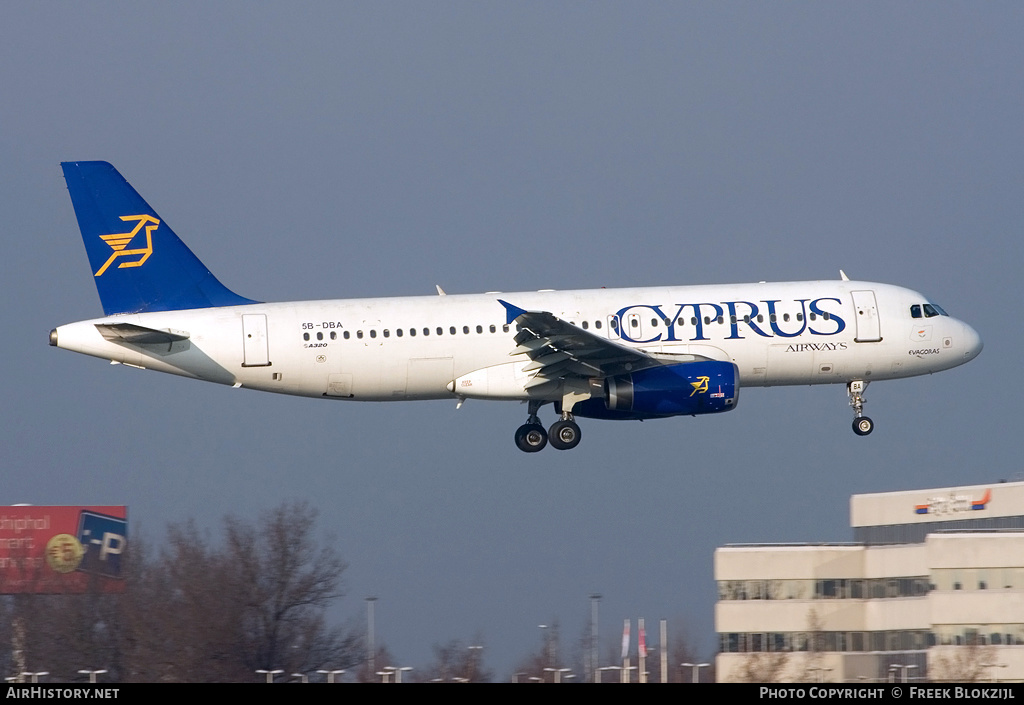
<box><xmin>498</xmin><ymin>300</ymin><xmax>662</xmax><ymax>385</ymax></box>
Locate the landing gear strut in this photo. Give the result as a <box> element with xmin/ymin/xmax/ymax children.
<box><xmin>514</xmin><ymin>400</ymin><xmax>548</xmax><ymax>453</ymax></box>
<box><xmin>848</xmin><ymin>380</ymin><xmax>873</xmax><ymax>436</ymax></box>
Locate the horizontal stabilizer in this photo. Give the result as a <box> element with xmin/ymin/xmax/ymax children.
<box><xmin>95</xmin><ymin>323</ymin><xmax>190</xmax><ymax>345</ymax></box>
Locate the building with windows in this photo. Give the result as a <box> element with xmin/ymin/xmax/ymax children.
<box><xmin>715</xmin><ymin>480</ymin><xmax>1024</xmax><ymax>682</ymax></box>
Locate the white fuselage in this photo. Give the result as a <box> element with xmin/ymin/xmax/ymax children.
<box><xmin>52</xmin><ymin>280</ymin><xmax>982</xmax><ymax>405</ymax></box>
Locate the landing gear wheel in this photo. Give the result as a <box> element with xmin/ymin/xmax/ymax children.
<box><xmin>548</xmin><ymin>419</ymin><xmax>582</xmax><ymax>450</ymax></box>
<box><xmin>847</xmin><ymin>381</ymin><xmax>872</xmax><ymax>437</ymax></box>
<box><xmin>515</xmin><ymin>424</ymin><xmax>548</xmax><ymax>453</ymax></box>
<box><xmin>853</xmin><ymin>416</ymin><xmax>874</xmax><ymax>436</ymax></box>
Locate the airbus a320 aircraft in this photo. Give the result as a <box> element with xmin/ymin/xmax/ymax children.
<box><xmin>51</xmin><ymin>162</ymin><xmax>983</xmax><ymax>453</ymax></box>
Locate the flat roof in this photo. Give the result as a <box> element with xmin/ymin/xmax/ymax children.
<box><xmin>850</xmin><ymin>480</ymin><xmax>1024</xmax><ymax>528</ymax></box>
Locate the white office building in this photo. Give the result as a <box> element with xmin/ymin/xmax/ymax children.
<box><xmin>715</xmin><ymin>480</ymin><xmax>1024</xmax><ymax>682</ymax></box>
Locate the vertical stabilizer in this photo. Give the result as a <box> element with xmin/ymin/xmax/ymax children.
<box><xmin>61</xmin><ymin>161</ymin><xmax>258</xmax><ymax>315</ymax></box>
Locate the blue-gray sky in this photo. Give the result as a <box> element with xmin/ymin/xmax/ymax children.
<box><xmin>2</xmin><ymin>2</ymin><xmax>1021</xmax><ymax>679</ymax></box>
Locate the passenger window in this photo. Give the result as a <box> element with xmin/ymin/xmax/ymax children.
<box><xmin>344</xmin><ymin>331</ymin><xmax>350</xmax><ymax>340</ymax></box>
<box><xmin>370</xmin><ymin>330</ymin><xmax>377</xmax><ymax>338</ymax></box>
<box><xmin>463</xmin><ymin>326</ymin><xmax>470</xmax><ymax>334</ymax></box>
<box><xmin>450</xmin><ymin>327</ymin><xmax>456</xmax><ymax>335</ymax></box>
<box><xmin>330</xmin><ymin>331</ymin><xmax>337</xmax><ymax>340</ymax></box>
<box><xmin>595</xmin><ymin>320</ymin><xmax>602</xmax><ymax>329</ymax></box>
<box><xmin>317</xmin><ymin>332</ymin><xmax>323</xmax><ymax>340</ymax></box>
<box><xmin>490</xmin><ymin>324</ymin><xmax>496</xmax><ymax>333</ymax></box>
<box><xmin>357</xmin><ymin>331</ymin><xmax>364</xmax><ymax>339</ymax></box>
<box><xmin>303</xmin><ymin>333</ymin><xmax>309</xmax><ymax>341</ymax></box>
<box><xmin>476</xmin><ymin>325</ymin><xmax>483</xmax><ymax>334</ymax></box>
<box><xmin>396</xmin><ymin>329</ymin><xmax>403</xmax><ymax>337</ymax></box>
<box><xmin>757</xmin><ymin>315</ymin><xmax>764</xmax><ymax>323</ymax></box>
<box><xmin>503</xmin><ymin>325</ymin><xmax>509</xmax><ymax>332</ymax></box>
<box><xmin>581</xmin><ymin>321</ymin><xmax>589</xmax><ymax>330</ymax></box>
<box><xmin>409</xmin><ymin>328</ymin><xmax>416</xmax><ymax>337</ymax></box>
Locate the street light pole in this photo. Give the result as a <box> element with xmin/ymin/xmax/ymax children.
<box><xmin>366</xmin><ymin>596</ymin><xmax>378</xmax><ymax>678</ymax></box>
<box><xmin>589</xmin><ymin>593</ymin><xmax>601</xmax><ymax>683</ymax></box>
<box><xmin>317</xmin><ymin>669</ymin><xmax>346</xmax><ymax>683</ymax></box>
<box><xmin>681</xmin><ymin>662</ymin><xmax>710</xmax><ymax>683</ymax></box>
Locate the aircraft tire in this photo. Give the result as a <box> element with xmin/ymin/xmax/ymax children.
<box><xmin>548</xmin><ymin>419</ymin><xmax>582</xmax><ymax>450</ymax></box>
<box><xmin>516</xmin><ymin>424</ymin><xmax>548</xmax><ymax>453</ymax></box>
<box><xmin>853</xmin><ymin>417</ymin><xmax>874</xmax><ymax>436</ymax></box>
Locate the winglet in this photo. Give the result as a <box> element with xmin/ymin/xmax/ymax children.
<box><xmin>498</xmin><ymin>299</ymin><xmax>527</xmax><ymax>325</ymax></box>
<box><xmin>839</xmin><ymin>269</ymin><xmax>850</xmax><ymax>281</ymax></box>
<box><xmin>435</xmin><ymin>284</ymin><xmax>447</xmax><ymax>296</ymax></box>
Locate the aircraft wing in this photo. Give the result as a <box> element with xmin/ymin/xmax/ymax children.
<box><xmin>499</xmin><ymin>300</ymin><xmax>668</xmax><ymax>389</ymax></box>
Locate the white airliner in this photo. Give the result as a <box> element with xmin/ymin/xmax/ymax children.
<box><xmin>51</xmin><ymin>162</ymin><xmax>983</xmax><ymax>452</ymax></box>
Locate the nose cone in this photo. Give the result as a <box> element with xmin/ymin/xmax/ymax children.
<box><xmin>961</xmin><ymin>321</ymin><xmax>983</xmax><ymax>361</ymax></box>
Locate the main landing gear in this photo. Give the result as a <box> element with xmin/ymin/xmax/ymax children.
<box><xmin>514</xmin><ymin>401</ymin><xmax>582</xmax><ymax>453</ymax></box>
<box><xmin>848</xmin><ymin>380</ymin><xmax>873</xmax><ymax>436</ymax></box>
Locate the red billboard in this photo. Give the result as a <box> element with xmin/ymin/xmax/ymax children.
<box><xmin>0</xmin><ymin>506</ymin><xmax>127</xmax><ymax>594</ymax></box>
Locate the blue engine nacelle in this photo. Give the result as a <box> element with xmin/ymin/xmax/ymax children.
<box><xmin>569</xmin><ymin>360</ymin><xmax>740</xmax><ymax>420</ymax></box>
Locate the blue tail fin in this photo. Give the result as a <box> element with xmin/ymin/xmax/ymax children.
<box><xmin>61</xmin><ymin>161</ymin><xmax>258</xmax><ymax>315</ymax></box>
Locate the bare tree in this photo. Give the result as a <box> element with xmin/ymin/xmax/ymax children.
<box><xmin>0</xmin><ymin>502</ymin><xmax>361</xmax><ymax>682</ymax></box>
<box><xmin>733</xmin><ymin>651</ymin><xmax>791</xmax><ymax>683</ymax></box>
<box><xmin>514</xmin><ymin>619</ymin><xmax>566</xmax><ymax>683</ymax></box>
<box><xmin>930</xmin><ymin>640</ymin><xmax>994</xmax><ymax>683</ymax></box>
<box><xmin>223</xmin><ymin>502</ymin><xmax>359</xmax><ymax>676</ymax></box>
<box><xmin>418</xmin><ymin>637</ymin><xmax>492</xmax><ymax>682</ymax></box>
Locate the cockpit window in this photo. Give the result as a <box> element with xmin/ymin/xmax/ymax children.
<box><xmin>910</xmin><ymin>304</ymin><xmax>922</xmax><ymax>319</ymax></box>
<box><xmin>923</xmin><ymin>303</ymin><xmax>947</xmax><ymax>318</ymax></box>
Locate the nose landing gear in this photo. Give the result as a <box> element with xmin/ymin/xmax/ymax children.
<box><xmin>848</xmin><ymin>380</ymin><xmax>873</xmax><ymax>436</ymax></box>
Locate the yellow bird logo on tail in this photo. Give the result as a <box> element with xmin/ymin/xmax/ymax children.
<box><xmin>95</xmin><ymin>214</ymin><xmax>159</xmax><ymax>276</ymax></box>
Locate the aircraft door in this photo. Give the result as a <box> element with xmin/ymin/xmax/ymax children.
<box><xmin>607</xmin><ymin>314</ymin><xmax>621</xmax><ymax>340</ymax></box>
<box><xmin>851</xmin><ymin>290</ymin><xmax>882</xmax><ymax>343</ymax></box>
<box><xmin>241</xmin><ymin>314</ymin><xmax>271</xmax><ymax>367</ymax></box>
<box><xmin>624</xmin><ymin>312</ymin><xmax>643</xmax><ymax>341</ymax></box>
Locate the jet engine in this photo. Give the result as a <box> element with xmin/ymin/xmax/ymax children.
<box><xmin>569</xmin><ymin>360</ymin><xmax>739</xmax><ymax>420</ymax></box>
